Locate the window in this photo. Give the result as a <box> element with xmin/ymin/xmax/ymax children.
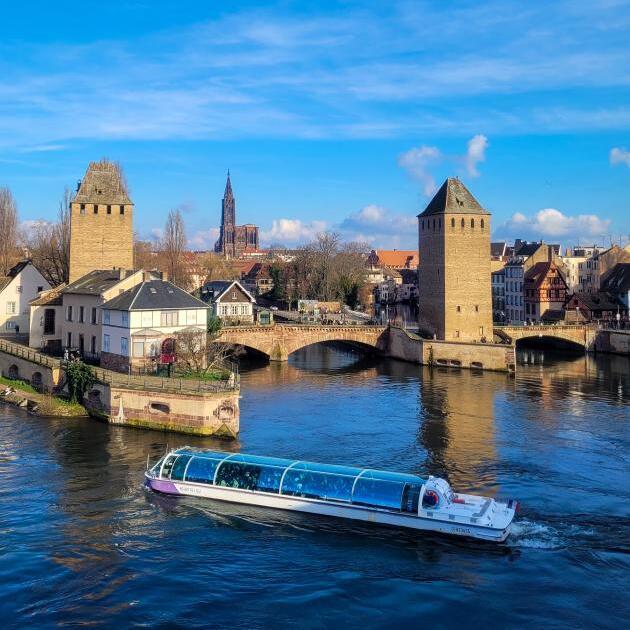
<box><xmin>456</xmin><ymin>305</ymin><xmax>461</xmax><ymax>312</ymax></box>
<box><xmin>438</xmin><ymin>218</ymin><xmax>441</xmax><ymax>229</ymax></box>
<box><xmin>461</xmin><ymin>218</ymin><xmax>465</xmax><ymax>228</ymax></box>
<box><xmin>231</xmin><ymin>305</ymin><xmax>238</xmax><ymax>315</ymax></box>
<box><xmin>103</xmin><ymin>334</ymin><xmax>110</xmax><ymax>353</ymax></box>
<box><xmin>160</xmin><ymin>311</ymin><xmax>178</xmax><ymax>326</ymax></box>
<box><xmin>120</xmin><ymin>205</ymin><xmax>125</xmax><ymax>215</ymax></box>
<box><xmin>107</xmin><ymin>205</ymin><xmax>112</xmax><ymax>215</ymax></box>
<box><xmin>66</xmin><ymin>305</ymin><xmax>73</xmax><ymax>321</ymax></box>
<box><xmin>91</xmin><ymin>307</ymin><xmax>97</xmax><ymax>324</ymax></box>
<box><xmin>37</xmin><ymin>286</ymin><xmax>43</xmax><ymax>293</ymax></box>
<box><xmin>43</xmin><ymin>309</ymin><xmax>55</xmax><ymax>335</ymax></box>
<box><xmin>122</xmin><ymin>311</ymin><xmax>129</xmax><ymax>327</ymax></box>
<box><xmin>220</xmin><ymin>305</ymin><xmax>229</xmax><ymax>316</ymax></box>
<box><xmin>67</xmin><ymin>332</ymin><xmax>72</xmax><ymax>348</ymax></box>
<box><xmin>93</xmin><ymin>204</ymin><xmax>98</xmax><ymax>214</ymax></box>
<box><xmin>471</xmin><ymin>218</ymin><xmax>475</xmax><ymax>228</ymax></box>
<box><xmin>79</xmin><ymin>306</ymin><xmax>85</xmax><ymax>323</ymax></box>
<box><xmin>16</xmin><ymin>286</ymin><xmax>22</xmax><ymax>293</ymax></box>
<box><xmin>475</xmin><ymin>305</ymin><xmax>479</xmax><ymax>312</ymax></box>
<box><xmin>133</xmin><ymin>341</ymin><xmax>145</xmax><ymax>357</ymax></box>
<box><xmin>6</xmin><ymin>301</ymin><xmax>16</xmax><ymax>314</ymax></box>
<box><xmin>5</xmin><ymin>321</ymin><xmax>15</xmax><ymax>330</ymax></box>
<box><xmin>422</xmin><ymin>220</ymin><xmax>424</xmax><ymax>230</ymax></box>
<box><xmin>80</xmin><ymin>204</ymin><xmax>86</xmax><ymax>215</ymax></box>
<box><xmin>91</xmin><ymin>336</ymin><xmax>96</xmax><ymax>354</ymax></box>
<box><xmin>481</xmin><ymin>219</ymin><xmax>485</xmax><ymax>230</ymax></box>
<box><xmin>121</xmin><ymin>337</ymin><xmax>128</xmax><ymax>356</ymax></box>
<box><xmin>103</xmin><ymin>310</ymin><xmax>110</xmax><ymax>325</ymax></box>
<box><xmin>451</xmin><ymin>218</ymin><xmax>455</xmax><ymax>228</ymax></box>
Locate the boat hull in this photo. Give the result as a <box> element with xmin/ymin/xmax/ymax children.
<box><xmin>146</xmin><ymin>475</ymin><xmax>512</xmax><ymax>542</ymax></box>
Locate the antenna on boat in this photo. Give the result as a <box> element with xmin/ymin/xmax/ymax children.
<box><xmin>146</xmin><ymin>453</ymin><xmax>150</xmax><ymax>471</ymax></box>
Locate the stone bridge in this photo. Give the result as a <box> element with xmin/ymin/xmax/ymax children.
<box><xmin>494</xmin><ymin>324</ymin><xmax>597</xmax><ymax>350</ymax></box>
<box><xmin>216</xmin><ymin>324</ymin><xmax>389</xmax><ymax>361</ymax></box>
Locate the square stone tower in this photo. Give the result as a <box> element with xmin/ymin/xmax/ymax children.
<box><xmin>417</xmin><ymin>178</ymin><xmax>492</xmax><ymax>342</ymax></box>
<box><xmin>69</xmin><ymin>160</ymin><xmax>134</xmax><ymax>282</ymax></box>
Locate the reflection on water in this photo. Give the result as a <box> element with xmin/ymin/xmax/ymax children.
<box><xmin>0</xmin><ymin>344</ymin><xmax>628</xmax><ymax>627</ymax></box>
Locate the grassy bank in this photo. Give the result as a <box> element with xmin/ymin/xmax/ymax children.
<box><xmin>0</xmin><ymin>376</ymin><xmax>87</xmax><ymax>417</ymax></box>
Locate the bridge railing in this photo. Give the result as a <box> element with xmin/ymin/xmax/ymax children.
<box><xmin>0</xmin><ymin>338</ymin><xmax>61</xmax><ymax>368</ymax></box>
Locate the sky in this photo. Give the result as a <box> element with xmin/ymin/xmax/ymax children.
<box><xmin>1</xmin><ymin>0</ymin><xmax>629</xmax><ymax>250</ymax></box>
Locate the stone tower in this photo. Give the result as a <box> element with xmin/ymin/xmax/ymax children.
<box><xmin>69</xmin><ymin>160</ymin><xmax>134</xmax><ymax>282</ymax></box>
<box><xmin>214</xmin><ymin>172</ymin><xmax>259</xmax><ymax>258</ymax></box>
<box><xmin>417</xmin><ymin>178</ymin><xmax>492</xmax><ymax>342</ymax></box>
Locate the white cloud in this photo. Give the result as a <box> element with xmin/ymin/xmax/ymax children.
<box><xmin>610</xmin><ymin>146</ymin><xmax>630</xmax><ymax>167</ymax></box>
<box><xmin>188</xmin><ymin>227</ymin><xmax>219</xmax><ymax>250</ymax></box>
<box><xmin>398</xmin><ymin>146</ymin><xmax>441</xmax><ymax>196</ymax></box>
<box><xmin>261</xmin><ymin>218</ymin><xmax>327</xmax><ymax>245</ymax></box>
<box><xmin>340</xmin><ymin>204</ymin><xmax>416</xmax><ymax>237</ymax></box>
<box><xmin>498</xmin><ymin>208</ymin><xmax>611</xmax><ymax>241</ymax></box>
<box><xmin>463</xmin><ymin>134</ymin><xmax>488</xmax><ymax>177</ymax></box>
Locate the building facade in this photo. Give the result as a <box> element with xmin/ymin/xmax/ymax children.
<box><xmin>417</xmin><ymin>178</ymin><xmax>492</xmax><ymax>342</ymax></box>
<box><xmin>577</xmin><ymin>244</ymin><xmax>630</xmax><ymax>294</ymax></box>
<box><xmin>214</xmin><ymin>173</ymin><xmax>259</xmax><ymax>258</ymax></box>
<box><xmin>100</xmin><ymin>280</ymin><xmax>209</xmax><ymax>372</ymax></box>
<box><xmin>200</xmin><ymin>280</ymin><xmax>255</xmax><ymax>324</ymax></box>
<box><xmin>69</xmin><ymin>160</ymin><xmax>134</xmax><ymax>282</ymax></box>
<box><xmin>491</xmin><ymin>268</ymin><xmax>506</xmax><ymax>323</ymax></box>
<box><xmin>0</xmin><ymin>261</ymin><xmax>50</xmax><ymax>336</ymax></box>
<box><xmin>524</xmin><ymin>261</ymin><xmax>569</xmax><ymax>322</ymax></box>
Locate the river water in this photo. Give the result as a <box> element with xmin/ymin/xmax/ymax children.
<box><xmin>0</xmin><ymin>346</ymin><xmax>628</xmax><ymax>628</ymax></box>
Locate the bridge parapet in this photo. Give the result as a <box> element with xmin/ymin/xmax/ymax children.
<box><xmin>494</xmin><ymin>324</ymin><xmax>596</xmax><ymax>349</ymax></box>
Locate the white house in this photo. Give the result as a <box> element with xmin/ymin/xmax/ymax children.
<box><xmin>199</xmin><ymin>280</ymin><xmax>255</xmax><ymax>324</ymax></box>
<box><xmin>1</xmin><ymin>261</ymin><xmax>50</xmax><ymax>336</ymax></box>
<box><xmin>100</xmin><ymin>279</ymin><xmax>209</xmax><ymax>372</ymax></box>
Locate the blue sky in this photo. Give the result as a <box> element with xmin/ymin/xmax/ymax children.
<box><xmin>1</xmin><ymin>0</ymin><xmax>629</xmax><ymax>249</ymax></box>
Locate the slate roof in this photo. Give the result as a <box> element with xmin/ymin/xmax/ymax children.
<box><xmin>0</xmin><ymin>260</ymin><xmax>32</xmax><ymax>291</ymax></box>
<box><xmin>491</xmin><ymin>242</ymin><xmax>507</xmax><ymax>258</ymax></box>
<box><xmin>73</xmin><ymin>160</ymin><xmax>131</xmax><ymax>205</ymax></box>
<box><xmin>63</xmin><ymin>269</ymin><xmax>136</xmax><ymax>295</ymax></box>
<box><xmin>30</xmin><ymin>283</ymin><xmax>67</xmax><ymax>306</ymax></box>
<box><xmin>198</xmin><ymin>280</ymin><xmax>255</xmax><ymax>304</ymax></box>
<box><xmin>601</xmin><ymin>263</ymin><xmax>630</xmax><ymax>294</ymax></box>
<box><xmin>514</xmin><ymin>242</ymin><xmax>542</xmax><ymax>257</ymax></box>
<box><xmin>418</xmin><ymin>178</ymin><xmax>489</xmax><ymax>217</ymax></box>
<box><xmin>566</xmin><ymin>292</ymin><xmax>623</xmax><ymax>313</ymax></box>
<box><xmin>102</xmin><ymin>280</ymin><xmax>209</xmax><ymax>311</ymax></box>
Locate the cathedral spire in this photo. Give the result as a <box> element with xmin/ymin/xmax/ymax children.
<box><xmin>225</xmin><ymin>170</ymin><xmax>232</xmax><ymax>197</ymax></box>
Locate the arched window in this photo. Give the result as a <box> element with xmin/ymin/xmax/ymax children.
<box><xmin>421</xmin><ymin>220</ymin><xmax>424</xmax><ymax>230</ymax></box>
<box><xmin>471</xmin><ymin>218</ymin><xmax>475</xmax><ymax>228</ymax></box>
<box><xmin>481</xmin><ymin>218</ymin><xmax>485</xmax><ymax>230</ymax></box>
<box><xmin>432</xmin><ymin>219</ymin><xmax>435</xmax><ymax>230</ymax></box>
<box><xmin>451</xmin><ymin>218</ymin><xmax>455</xmax><ymax>228</ymax></box>
<box><xmin>438</xmin><ymin>219</ymin><xmax>441</xmax><ymax>229</ymax></box>
<box><xmin>461</xmin><ymin>218</ymin><xmax>465</xmax><ymax>228</ymax></box>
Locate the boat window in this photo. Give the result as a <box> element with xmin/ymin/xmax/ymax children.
<box><xmin>215</xmin><ymin>462</ymin><xmax>260</xmax><ymax>491</ymax></box>
<box><xmin>281</xmin><ymin>470</ymin><xmax>354</xmax><ymax>502</ymax></box>
<box><xmin>401</xmin><ymin>483</ymin><xmax>422</xmax><ymax>513</ymax></box>
<box><xmin>185</xmin><ymin>456</ymin><xmax>222</xmax><ymax>484</ymax></box>
<box><xmin>229</xmin><ymin>453</ymin><xmax>294</xmax><ymax>469</ymax></box>
<box><xmin>161</xmin><ymin>455</ymin><xmax>177</xmax><ymax>479</ymax></box>
<box><xmin>150</xmin><ymin>455</ymin><xmax>166</xmax><ymax>474</ymax></box>
<box><xmin>170</xmin><ymin>454</ymin><xmax>192</xmax><ymax>481</ymax></box>
<box><xmin>352</xmin><ymin>478</ymin><xmax>406</xmax><ymax>510</ymax></box>
<box><xmin>294</xmin><ymin>462</ymin><xmax>363</xmax><ymax>477</ymax></box>
<box><xmin>255</xmin><ymin>465</ymin><xmax>285</xmax><ymax>493</ymax></box>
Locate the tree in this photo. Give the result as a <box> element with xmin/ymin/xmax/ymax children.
<box><xmin>23</xmin><ymin>188</ymin><xmax>71</xmax><ymax>286</ymax></box>
<box><xmin>133</xmin><ymin>236</ymin><xmax>157</xmax><ymax>270</ymax></box>
<box><xmin>160</xmin><ymin>209</ymin><xmax>188</xmax><ymax>288</ymax></box>
<box><xmin>65</xmin><ymin>361</ymin><xmax>96</xmax><ymax>403</ymax></box>
<box><xmin>175</xmin><ymin>329</ymin><xmax>228</xmax><ymax>377</ymax></box>
<box><xmin>0</xmin><ymin>187</ymin><xmax>19</xmax><ymax>276</ymax></box>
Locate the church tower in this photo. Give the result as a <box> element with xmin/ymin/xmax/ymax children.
<box><xmin>68</xmin><ymin>160</ymin><xmax>134</xmax><ymax>282</ymax></box>
<box><xmin>417</xmin><ymin>178</ymin><xmax>492</xmax><ymax>342</ymax></box>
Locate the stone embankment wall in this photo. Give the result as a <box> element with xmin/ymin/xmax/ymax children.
<box><xmin>0</xmin><ymin>340</ymin><xmax>240</xmax><ymax>437</ymax></box>
<box><xmin>387</xmin><ymin>326</ymin><xmax>515</xmax><ymax>372</ymax></box>
<box><xmin>592</xmin><ymin>330</ymin><xmax>630</xmax><ymax>355</ymax></box>
<box><xmin>85</xmin><ymin>383</ymin><xmax>239</xmax><ymax>438</ymax></box>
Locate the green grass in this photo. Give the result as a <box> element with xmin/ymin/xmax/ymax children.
<box><xmin>177</xmin><ymin>370</ymin><xmax>230</xmax><ymax>382</ymax></box>
<box><xmin>0</xmin><ymin>375</ymin><xmax>38</xmax><ymax>394</ymax></box>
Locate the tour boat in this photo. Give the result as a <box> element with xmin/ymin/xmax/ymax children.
<box><xmin>145</xmin><ymin>448</ymin><xmax>518</xmax><ymax>542</ymax></box>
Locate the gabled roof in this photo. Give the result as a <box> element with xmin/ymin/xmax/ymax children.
<box><xmin>63</xmin><ymin>269</ymin><xmax>136</xmax><ymax>295</ymax></box>
<box><xmin>601</xmin><ymin>262</ymin><xmax>630</xmax><ymax>294</ymax></box>
<box><xmin>566</xmin><ymin>292</ymin><xmax>623</xmax><ymax>312</ymax></box>
<box><xmin>491</xmin><ymin>242</ymin><xmax>507</xmax><ymax>258</ymax></box>
<box><xmin>514</xmin><ymin>242</ymin><xmax>542</xmax><ymax>258</ymax></box>
<box><xmin>369</xmin><ymin>250</ymin><xmax>419</xmax><ymax>269</ymax></box>
<box><xmin>30</xmin><ymin>283</ymin><xmax>67</xmax><ymax>306</ymax></box>
<box><xmin>73</xmin><ymin>160</ymin><xmax>131</xmax><ymax>205</ymax></box>
<box><xmin>418</xmin><ymin>178</ymin><xmax>489</xmax><ymax>217</ymax></box>
<box><xmin>199</xmin><ymin>280</ymin><xmax>255</xmax><ymax>304</ymax></box>
<box><xmin>102</xmin><ymin>280</ymin><xmax>209</xmax><ymax>311</ymax></box>
<box><xmin>524</xmin><ymin>261</ymin><xmax>566</xmax><ymax>290</ymax></box>
<box><xmin>0</xmin><ymin>260</ymin><xmax>33</xmax><ymax>291</ymax></box>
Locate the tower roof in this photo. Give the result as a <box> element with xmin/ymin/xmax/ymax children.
<box><xmin>224</xmin><ymin>170</ymin><xmax>233</xmax><ymax>197</ymax></box>
<box><xmin>418</xmin><ymin>177</ymin><xmax>489</xmax><ymax>217</ymax></box>
<box><xmin>74</xmin><ymin>160</ymin><xmax>131</xmax><ymax>205</ymax></box>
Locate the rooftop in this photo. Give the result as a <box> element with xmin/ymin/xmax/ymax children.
<box><xmin>601</xmin><ymin>262</ymin><xmax>630</xmax><ymax>294</ymax></box>
<box><xmin>369</xmin><ymin>249</ymin><xmax>419</xmax><ymax>269</ymax></box>
<box><xmin>74</xmin><ymin>160</ymin><xmax>132</xmax><ymax>205</ymax></box>
<box><xmin>63</xmin><ymin>269</ymin><xmax>136</xmax><ymax>295</ymax></box>
<box><xmin>102</xmin><ymin>280</ymin><xmax>209</xmax><ymax>311</ymax></box>
<box><xmin>418</xmin><ymin>177</ymin><xmax>489</xmax><ymax>218</ymax></box>
<box><xmin>30</xmin><ymin>283</ymin><xmax>67</xmax><ymax>306</ymax></box>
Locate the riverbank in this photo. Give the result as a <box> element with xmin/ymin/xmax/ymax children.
<box><xmin>0</xmin><ymin>376</ymin><xmax>87</xmax><ymax>417</ymax></box>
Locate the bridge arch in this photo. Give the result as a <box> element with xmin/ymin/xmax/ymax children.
<box><xmin>512</xmin><ymin>333</ymin><xmax>586</xmax><ymax>352</ymax></box>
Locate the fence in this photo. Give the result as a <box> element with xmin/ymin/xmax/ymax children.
<box><xmin>0</xmin><ymin>338</ymin><xmax>238</xmax><ymax>395</ymax></box>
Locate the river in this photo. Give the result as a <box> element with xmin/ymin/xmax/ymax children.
<box><xmin>0</xmin><ymin>346</ymin><xmax>628</xmax><ymax>628</ymax></box>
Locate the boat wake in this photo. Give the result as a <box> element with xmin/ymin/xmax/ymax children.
<box><xmin>508</xmin><ymin>519</ymin><xmax>565</xmax><ymax>549</ymax></box>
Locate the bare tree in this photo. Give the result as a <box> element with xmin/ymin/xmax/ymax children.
<box><xmin>133</xmin><ymin>235</ymin><xmax>157</xmax><ymax>270</ymax></box>
<box><xmin>0</xmin><ymin>187</ymin><xmax>19</xmax><ymax>275</ymax></box>
<box><xmin>22</xmin><ymin>188</ymin><xmax>71</xmax><ymax>286</ymax></box>
<box><xmin>161</xmin><ymin>209</ymin><xmax>188</xmax><ymax>288</ymax></box>
<box><xmin>175</xmin><ymin>330</ymin><xmax>229</xmax><ymax>377</ymax></box>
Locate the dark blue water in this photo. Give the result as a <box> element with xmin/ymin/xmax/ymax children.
<box><xmin>1</xmin><ymin>346</ymin><xmax>628</xmax><ymax>628</ymax></box>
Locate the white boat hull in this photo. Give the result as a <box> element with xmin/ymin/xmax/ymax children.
<box><xmin>146</xmin><ymin>475</ymin><xmax>513</xmax><ymax>542</ymax></box>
